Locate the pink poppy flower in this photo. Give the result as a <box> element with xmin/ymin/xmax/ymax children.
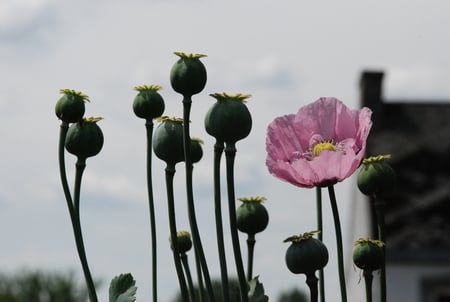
<box><xmin>266</xmin><ymin>97</ymin><xmax>372</xmax><ymax>188</ymax></box>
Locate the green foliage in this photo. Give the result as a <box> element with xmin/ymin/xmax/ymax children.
<box><xmin>109</xmin><ymin>273</ymin><xmax>137</xmax><ymax>302</ymax></box>
<box><xmin>276</xmin><ymin>288</ymin><xmax>307</xmax><ymax>302</ymax></box>
<box><xmin>248</xmin><ymin>276</ymin><xmax>268</xmax><ymax>302</ymax></box>
<box><xmin>0</xmin><ymin>269</ymin><xmax>90</xmax><ymax>302</ymax></box>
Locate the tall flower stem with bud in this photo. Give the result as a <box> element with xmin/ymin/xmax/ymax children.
<box><xmin>55</xmin><ymin>90</ymin><xmax>101</xmax><ymax>302</ymax></box>
<box><xmin>357</xmin><ymin>155</ymin><xmax>396</xmax><ymax>302</ymax></box>
<box><xmin>132</xmin><ymin>85</ymin><xmax>165</xmax><ymax>302</ymax></box>
<box><xmin>353</xmin><ymin>239</ymin><xmax>385</xmax><ymax>302</ymax></box>
<box><xmin>284</xmin><ymin>231</ymin><xmax>329</xmax><ymax>302</ymax></box>
<box><xmin>171</xmin><ymin>52</ymin><xmax>215</xmax><ymax>302</ymax></box>
<box><xmin>205</xmin><ymin>93</ymin><xmax>253</xmax><ymax>302</ymax></box>
<box><xmin>153</xmin><ymin>117</ymin><xmax>190</xmax><ymax>302</ymax></box>
<box><xmin>236</xmin><ymin>197</ymin><xmax>269</xmax><ymax>281</ymax></box>
<box><xmin>62</xmin><ymin>114</ymin><xmax>104</xmax><ymax>302</ymax></box>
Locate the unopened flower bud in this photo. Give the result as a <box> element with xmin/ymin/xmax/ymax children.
<box><xmin>357</xmin><ymin>155</ymin><xmax>396</xmax><ymax>196</ymax></box>
<box><xmin>205</xmin><ymin>93</ymin><xmax>252</xmax><ymax>144</ymax></box>
<box><xmin>353</xmin><ymin>238</ymin><xmax>384</xmax><ymax>272</ymax></box>
<box><xmin>236</xmin><ymin>197</ymin><xmax>269</xmax><ymax>235</ymax></box>
<box><xmin>284</xmin><ymin>231</ymin><xmax>328</xmax><ymax>275</ymax></box>
<box><xmin>170</xmin><ymin>52</ymin><xmax>207</xmax><ymax>97</ymax></box>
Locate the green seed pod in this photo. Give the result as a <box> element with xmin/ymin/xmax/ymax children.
<box><xmin>190</xmin><ymin>138</ymin><xmax>203</xmax><ymax>164</ymax></box>
<box><xmin>170</xmin><ymin>231</ymin><xmax>193</xmax><ymax>254</ymax></box>
<box><xmin>170</xmin><ymin>52</ymin><xmax>207</xmax><ymax>96</ymax></box>
<box><xmin>132</xmin><ymin>85</ymin><xmax>165</xmax><ymax>120</ymax></box>
<box><xmin>55</xmin><ymin>89</ymin><xmax>89</xmax><ymax>123</ymax></box>
<box><xmin>153</xmin><ymin>117</ymin><xmax>185</xmax><ymax>165</ymax></box>
<box><xmin>65</xmin><ymin>117</ymin><xmax>104</xmax><ymax>159</ymax></box>
<box><xmin>236</xmin><ymin>197</ymin><xmax>269</xmax><ymax>235</ymax></box>
<box><xmin>284</xmin><ymin>231</ymin><xmax>328</xmax><ymax>275</ymax></box>
<box><xmin>353</xmin><ymin>239</ymin><xmax>384</xmax><ymax>272</ymax></box>
<box><xmin>204</xmin><ymin>93</ymin><xmax>252</xmax><ymax>144</ymax></box>
<box><xmin>357</xmin><ymin>155</ymin><xmax>396</xmax><ymax>196</ymax></box>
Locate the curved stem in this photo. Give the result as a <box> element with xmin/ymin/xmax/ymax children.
<box><xmin>316</xmin><ymin>187</ymin><xmax>325</xmax><ymax>302</ymax></box>
<box><xmin>306</xmin><ymin>273</ymin><xmax>319</xmax><ymax>302</ymax></box>
<box><xmin>225</xmin><ymin>143</ymin><xmax>249</xmax><ymax>302</ymax></box>
<box><xmin>246</xmin><ymin>234</ymin><xmax>256</xmax><ymax>281</ymax></box>
<box><xmin>363</xmin><ymin>270</ymin><xmax>374</xmax><ymax>302</ymax></box>
<box><xmin>58</xmin><ymin>122</ymin><xmax>73</xmax><ymax>213</ymax></box>
<box><xmin>182</xmin><ymin>96</ymin><xmax>215</xmax><ymax>302</ymax></box>
<box><xmin>213</xmin><ymin>140</ymin><xmax>230</xmax><ymax>302</ymax></box>
<box><xmin>165</xmin><ymin>165</ymin><xmax>190</xmax><ymax>302</ymax></box>
<box><xmin>73</xmin><ymin>158</ymin><xmax>98</xmax><ymax>302</ymax></box>
<box><xmin>145</xmin><ymin>120</ymin><xmax>158</xmax><ymax>302</ymax></box>
<box><xmin>181</xmin><ymin>253</ymin><xmax>196</xmax><ymax>302</ymax></box>
<box><xmin>372</xmin><ymin>196</ymin><xmax>386</xmax><ymax>302</ymax></box>
<box><xmin>327</xmin><ymin>185</ymin><xmax>347</xmax><ymax>302</ymax></box>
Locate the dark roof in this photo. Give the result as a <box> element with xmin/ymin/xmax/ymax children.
<box><xmin>360</xmin><ymin>71</ymin><xmax>450</xmax><ymax>263</ymax></box>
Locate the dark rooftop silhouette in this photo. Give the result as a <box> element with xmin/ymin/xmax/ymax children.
<box><xmin>360</xmin><ymin>71</ymin><xmax>450</xmax><ymax>263</ymax></box>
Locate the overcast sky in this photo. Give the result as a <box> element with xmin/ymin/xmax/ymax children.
<box><xmin>1</xmin><ymin>1</ymin><xmax>450</xmax><ymax>301</ymax></box>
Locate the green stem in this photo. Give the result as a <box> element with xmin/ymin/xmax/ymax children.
<box><xmin>73</xmin><ymin>158</ymin><xmax>98</xmax><ymax>302</ymax></box>
<box><xmin>58</xmin><ymin>122</ymin><xmax>73</xmax><ymax>215</ymax></box>
<box><xmin>182</xmin><ymin>96</ymin><xmax>215</xmax><ymax>302</ymax></box>
<box><xmin>372</xmin><ymin>196</ymin><xmax>386</xmax><ymax>302</ymax></box>
<box><xmin>363</xmin><ymin>270</ymin><xmax>374</xmax><ymax>302</ymax></box>
<box><xmin>213</xmin><ymin>140</ymin><xmax>230</xmax><ymax>302</ymax></box>
<box><xmin>181</xmin><ymin>253</ymin><xmax>196</xmax><ymax>302</ymax></box>
<box><xmin>327</xmin><ymin>186</ymin><xmax>347</xmax><ymax>302</ymax></box>
<box><xmin>165</xmin><ymin>165</ymin><xmax>190</xmax><ymax>302</ymax></box>
<box><xmin>306</xmin><ymin>273</ymin><xmax>319</xmax><ymax>302</ymax></box>
<box><xmin>225</xmin><ymin>144</ymin><xmax>249</xmax><ymax>302</ymax></box>
<box><xmin>145</xmin><ymin>120</ymin><xmax>158</xmax><ymax>302</ymax></box>
<box><xmin>316</xmin><ymin>187</ymin><xmax>325</xmax><ymax>302</ymax></box>
<box><xmin>246</xmin><ymin>234</ymin><xmax>256</xmax><ymax>281</ymax></box>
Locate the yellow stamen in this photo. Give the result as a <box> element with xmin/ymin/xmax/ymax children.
<box><xmin>313</xmin><ymin>142</ymin><xmax>336</xmax><ymax>157</ymax></box>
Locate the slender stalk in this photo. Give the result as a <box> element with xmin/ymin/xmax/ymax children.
<box><xmin>73</xmin><ymin>158</ymin><xmax>98</xmax><ymax>302</ymax></box>
<box><xmin>58</xmin><ymin>122</ymin><xmax>73</xmax><ymax>214</ymax></box>
<box><xmin>316</xmin><ymin>187</ymin><xmax>325</xmax><ymax>302</ymax></box>
<box><xmin>306</xmin><ymin>273</ymin><xmax>319</xmax><ymax>302</ymax></box>
<box><xmin>145</xmin><ymin>120</ymin><xmax>158</xmax><ymax>302</ymax></box>
<box><xmin>225</xmin><ymin>143</ymin><xmax>249</xmax><ymax>302</ymax></box>
<box><xmin>182</xmin><ymin>96</ymin><xmax>215</xmax><ymax>302</ymax></box>
<box><xmin>181</xmin><ymin>253</ymin><xmax>196</xmax><ymax>302</ymax></box>
<box><xmin>165</xmin><ymin>165</ymin><xmax>190</xmax><ymax>302</ymax></box>
<box><xmin>246</xmin><ymin>234</ymin><xmax>256</xmax><ymax>281</ymax></box>
<box><xmin>372</xmin><ymin>196</ymin><xmax>386</xmax><ymax>302</ymax></box>
<box><xmin>213</xmin><ymin>140</ymin><xmax>230</xmax><ymax>302</ymax></box>
<box><xmin>363</xmin><ymin>270</ymin><xmax>374</xmax><ymax>302</ymax></box>
<box><xmin>327</xmin><ymin>185</ymin><xmax>347</xmax><ymax>302</ymax></box>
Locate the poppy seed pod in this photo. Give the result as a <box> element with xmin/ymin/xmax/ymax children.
<box><xmin>353</xmin><ymin>239</ymin><xmax>385</xmax><ymax>272</ymax></box>
<box><xmin>170</xmin><ymin>231</ymin><xmax>193</xmax><ymax>254</ymax></box>
<box><xmin>132</xmin><ymin>85</ymin><xmax>165</xmax><ymax>120</ymax></box>
<box><xmin>204</xmin><ymin>93</ymin><xmax>252</xmax><ymax>144</ymax></box>
<box><xmin>190</xmin><ymin>138</ymin><xmax>204</xmax><ymax>164</ymax></box>
<box><xmin>236</xmin><ymin>197</ymin><xmax>269</xmax><ymax>235</ymax></box>
<box><xmin>170</xmin><ymin>52</ymin><xmax>207</xmax><ymax>96</ymax></box>
<box><xmin>153</xmin><ymin>117</ymin><xmax>185</xmax><ymax>165</ymax></box>
<box><xmin>357</xmin><ymin>155</ymin><xmax>396</xmax><ymax>196</ymax></box>
<box><xmin>284</xmin><ymin>231</ymin><xmax>328</xmax><ymax>275</ymax></box>
<box><xmin>65</xmin><ymin>117</ymin><xmax>104</xmax><ymax>159</ymax></box>
<box><xmin>55</xmin><ymin>89</ymin><xmax>89</xmax><ymax>123</ymax></box>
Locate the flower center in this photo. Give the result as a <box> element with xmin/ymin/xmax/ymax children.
<box><xmin>313</xmin><ymin>142</ymin><xmax>336</xmax><ymax>157</ymax></box>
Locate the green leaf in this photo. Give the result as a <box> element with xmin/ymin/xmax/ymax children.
<box><xmin>109</xmin><ymin>273</ymin><xmax>137</xmax><ymax>302</ymax></box>
<box><xmin>248</xmin><ymin>276</ymin><xmax>269</xmax><ymax>302</ymax></box>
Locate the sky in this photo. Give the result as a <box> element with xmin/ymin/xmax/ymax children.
<box><xmin>1</xmin><ymin>1</ymin><xmax>450</xmax><ymax>301</ymax></box>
